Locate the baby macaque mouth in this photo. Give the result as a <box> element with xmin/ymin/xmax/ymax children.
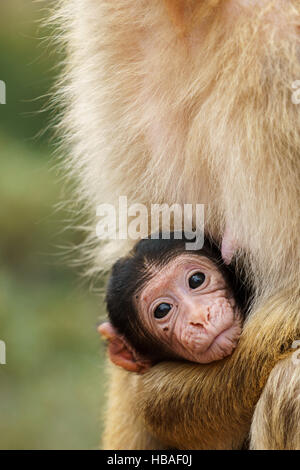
<box><xmin>202</xmin><ymin>324</ymin><xmax>239</xmax><ymax>355</ymax></box>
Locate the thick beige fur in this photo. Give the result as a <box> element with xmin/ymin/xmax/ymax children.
<box><xmin>53</xmin><ymin>0</ymin><xmax>300</xmax><ymax>449</ymax></box>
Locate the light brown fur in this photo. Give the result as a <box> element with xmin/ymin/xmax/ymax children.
<box><xmin>53</xmin><ymin>0</ymin><xmax>300</xmax><ymax>449</ymax></box>
<box><xmin>250</xmin><ymin>356</ymin><xmax>300</xmax><ymax>450</ymax></box>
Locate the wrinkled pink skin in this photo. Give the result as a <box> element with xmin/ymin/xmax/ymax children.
<box><xmin>137</xmin><ymin>254</ymin><xmax>242</xmax><ymax>364</ymax></box>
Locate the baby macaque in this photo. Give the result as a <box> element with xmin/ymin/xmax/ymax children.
<box><xmin>99</xmin><ymin>234</ymin><xmax>250</xmax><ymax>374</ymax></box>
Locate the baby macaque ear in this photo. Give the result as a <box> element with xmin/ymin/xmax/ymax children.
<box><xmin>98</xmin><ymin>322</ymin><xmax>153</xmax><ymax>374</ymax></box>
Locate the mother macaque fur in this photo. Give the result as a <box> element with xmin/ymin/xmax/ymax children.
<box><xmin>54</xmin><ymin>0</ymin><xmax>300</xmax><ymax>449</ymax></box>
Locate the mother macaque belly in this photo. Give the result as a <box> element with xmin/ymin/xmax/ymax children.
<box><xmin>138</xmin><ymin>0</ymin><xmax>297</xmax><ymax>165</ymax></box>
<box><xmin>134</xmin><ymin>0</ymin><xmax>300</xmax><ymax>269</ymax></box>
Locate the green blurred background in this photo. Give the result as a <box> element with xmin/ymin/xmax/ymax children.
<box><xmin>0</xmin><ymin>1</ymin><xmax>107</xmax><ymax>449</ymax></box>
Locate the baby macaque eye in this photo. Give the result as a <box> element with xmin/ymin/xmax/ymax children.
<box><xmin>189</xmin><ymin>272</ymin><xmax>206</xmax><ymax>289</ymax></box>
<box><xmin>154</xmin><ymin>303</ymin><xmax>172</xmax><ymax>319</ymax></box>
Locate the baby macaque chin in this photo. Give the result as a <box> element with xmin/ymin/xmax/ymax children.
<box><xmin>179</xmin><ymin>313</ymin><xmax>242</xmax><ymax>363</ymax></box>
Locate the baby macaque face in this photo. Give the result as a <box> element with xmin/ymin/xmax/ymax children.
<box><xmin>137</xmin><ymin>254</ymin><xmax>242</xmax><ymax>363</ymax></box>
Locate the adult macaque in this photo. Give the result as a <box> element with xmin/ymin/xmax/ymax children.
<box><xmin>100</xmin><ymin>235</ymin><xmax>249</xmax><ymax>372</ymax></box>
<box><xmin>55</xmin><ymin>0</ymin><xmax>300</xmax><ymax>449</ymax></box>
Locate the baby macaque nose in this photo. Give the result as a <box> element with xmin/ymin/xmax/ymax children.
<box><xmin>189</xmin><ymin>308</ymin><xmax>210</xmax><ymax>327</ymax></box>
